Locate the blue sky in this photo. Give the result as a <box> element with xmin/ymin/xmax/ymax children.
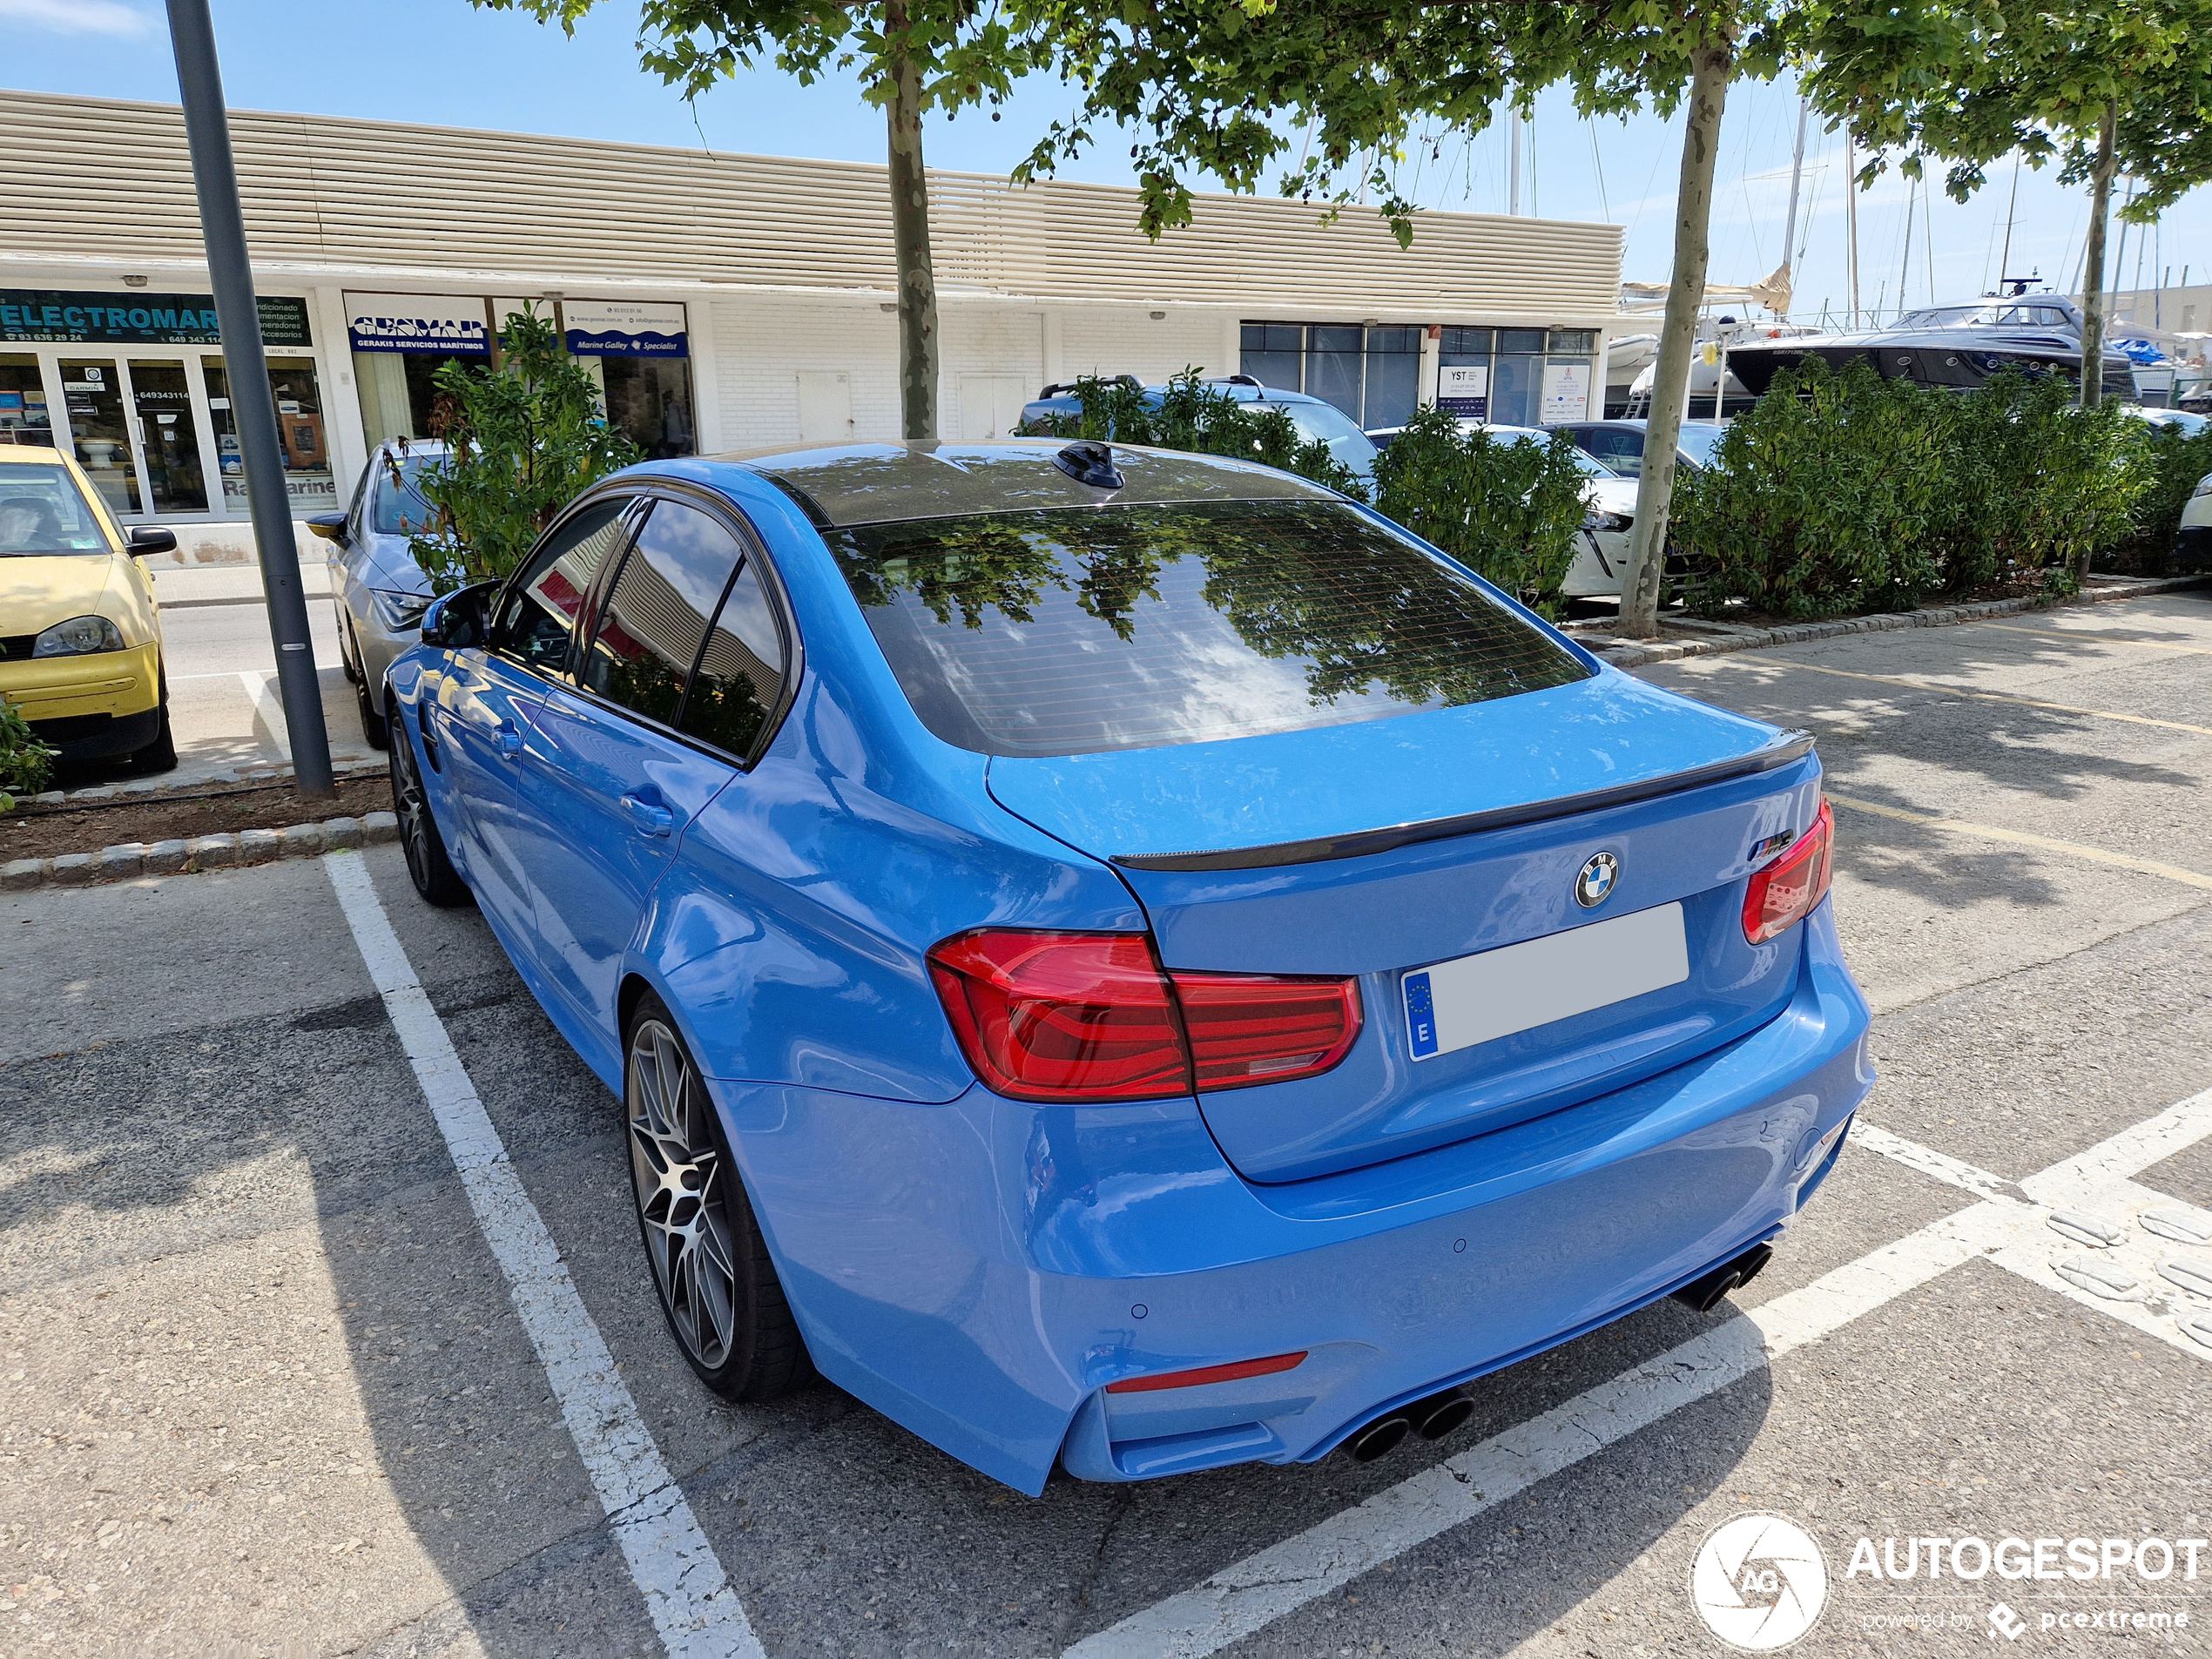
<box><xmin>10</xmin><ymin>0</ymin><xmax>2209</xmax><ymax>330</ymax></box>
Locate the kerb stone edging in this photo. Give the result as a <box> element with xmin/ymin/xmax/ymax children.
<box><xmin>3</xmin><ymin>813</ymin><xmax>400</xmax><ymax>894</ymax></box>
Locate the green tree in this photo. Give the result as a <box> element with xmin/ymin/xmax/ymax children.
<box><xmin>1791</xmin><ymin>0</ymin><xmax>2212</xmax><ymax>473</ymax></box>
<box><xmin>482</xmin><ymin>0</ymin><xmax>1049</xmax><ymax>439</ymax></box>
<box><xmin>1012</xmin><ymin>0</ymin><xmax>1788</xmax><ymax>641</ymax></box>
<box><xmin>407</xmin><ymin>303</ymin><xmax>640</xmax><ymax>592</ymax></box>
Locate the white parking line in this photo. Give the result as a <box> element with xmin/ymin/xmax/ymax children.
<box><xmin>1069</xmin><ymin>1096</ymin><xmax>2212</xmax><ymax>1659</ymax></box>
<box><xmin>240</xmin><ymin>668</ymin><xmax>289</xmax><ymax>759</ymax></box>
<box><xmin>323</xmin><ymin>850</ymin><xmax>764</xmax><ymax>1659</ymax></box>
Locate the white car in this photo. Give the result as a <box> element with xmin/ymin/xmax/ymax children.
<box><xmin>2181</xmin><ymin>470</ymin><xmax>2212</xmax><ymax>570</ymax></box>
<box><xmin>1368</xmin><ymin>420</ymin><xmax>1642</xmax><ymax>599</ymax></box>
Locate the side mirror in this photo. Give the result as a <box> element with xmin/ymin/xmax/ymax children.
<box><xmin>305</xmin><ymin>511</ymin><xmax>351</xmax><ymax>547</ymax></box>
<box><xmin>126</xmin><ymin>524</ymin><xmax>178</xmax><ymax>557</ymax></box>
<box><xmin>418</xmin><ymin>582</ymin><xmax>495</xmax><ymax>650</ymax></box>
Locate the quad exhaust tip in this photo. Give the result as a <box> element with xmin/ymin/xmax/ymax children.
<box><xmin>1671</xmin><ymin>1242</ymin><xmax>1776</xmax><ymax>1315</ymax></box>
<box><xmin>1346</xmin><ymin>1386</ymin><xmax>1477</xmax><ymax>1462</ymax></box>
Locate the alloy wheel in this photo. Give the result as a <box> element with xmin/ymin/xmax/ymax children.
<box><xmin>390</xmin><ymin>720</ymin><xmax>435</xmax><ymax>891</ymax></box>
<box><xmin>627</xmin><ymin>1020</ymin><xmax>739</xmax><ymax>1371</ymax></box>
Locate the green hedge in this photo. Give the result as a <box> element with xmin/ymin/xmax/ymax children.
<box><xmin>1368</xmin><ymin>407</ymin><xmax>1591</xmax><ymax>618</ymax></box>
<box><xmin>2128</xmin><ymin>421</ymin><xmax>2212</xmax><ymax>571</ymax></box>
<box><xmin>1671</xmin><ymin>360</ymin><xmax>2152</xmax><ymax>617</ymax></box>
<box><xmin>0</xmin><ymin>699</ymin><xmax>55</xmax><ymax>812</ymax></box>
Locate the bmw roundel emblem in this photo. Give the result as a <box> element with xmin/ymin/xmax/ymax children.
<box><xmin>1575</xmin><ymin>852</ymin><xmax>1620</xmax><ymax>908</ymax></box>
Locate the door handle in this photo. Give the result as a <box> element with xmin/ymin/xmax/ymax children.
<box><xmin>496</xmin><ymin>719</ymin><xmax>523</xmax><ymax>759</ymax></box>
<box><xmin>623</xmin><ymin>792</ymin><xmax>676</xmax><ymax>838</ymax></box>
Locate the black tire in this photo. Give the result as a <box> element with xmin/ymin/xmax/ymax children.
<box><xmin>624</xmin><ymin>992</ymin><xmax>811</xmax><ymax>1401</ymax></box>
<box><xmin>132</xmin><ymin>685</ymin><xmax>178</xmax><ymax>774</ymax></box>
<box><xmin>337</xmin><ymin>606</ymin><xmax>362</xmax><ymax>685</ymax></box>
<box><xmin>354</xmin><ymin>667</ymin><xmax>389</xmax><ymax>750</ymax></box>
<box><xmin>388</xmin><ymin>700</ymin><xmax>469</xmax><ymax>907</ymax></box>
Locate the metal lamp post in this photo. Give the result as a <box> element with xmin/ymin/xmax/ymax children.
<box><xmin>165</xmin><ymin>0</ymin><xmax>335</xmax><ymax>798</ymax></box>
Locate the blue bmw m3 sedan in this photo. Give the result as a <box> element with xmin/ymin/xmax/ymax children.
<box><xmin>385</xmin><ymin>439</ymin><xmax>1871</xmax><ymax>1495</ymax></box>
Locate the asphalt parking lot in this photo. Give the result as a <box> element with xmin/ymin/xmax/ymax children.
<box><xmin>4</xmin><ymin>592</ymin><xmax>2209</xmax><ymax>1658</ymax></box>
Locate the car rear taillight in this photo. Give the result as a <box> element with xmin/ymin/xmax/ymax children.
<box><xmin>1104</xmin><ymin>1351</ymin><xmax>1308</xmax><ymax>1393</ymax></box>
<box><xmin>927</xmin><ymin>930</ymin><xmax>1362</xmax><ymax>1103</ymax></box>
<box><xmin>1743</xmin><ymin>799</ymin><xmax>1834</xmax><ymax>944</ymax></box>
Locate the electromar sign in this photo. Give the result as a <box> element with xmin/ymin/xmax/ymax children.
<box><xmin>0</xmin><ymin>289</ymin><xmax>312</xmax><ymax>348</ymax></box>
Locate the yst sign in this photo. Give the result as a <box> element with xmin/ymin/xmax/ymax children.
<box><xmin>0</xmin><ymin>290</ymin><xmax>312</xmax><ymax>349</ymax></box>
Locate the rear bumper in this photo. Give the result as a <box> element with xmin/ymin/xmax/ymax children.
<box><xmin>2175</xmin><ymin>525</ymin><xmax>2212</xmax><ymax>570</ymax></box>
<box><xmin>714</xmin><ymin>899</ymin><xmax>1872</xmax><ymax>1495</ymax></box>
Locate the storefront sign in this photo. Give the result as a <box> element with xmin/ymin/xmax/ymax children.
<box><xmin>0</xmin><ymin>290</ymin><xmax>310</xmax><ymax>348</ymax></box>
<box><xmin>1437</xmin><ymin>363</ymin><xmax>1488</xmax><ymax>420</ymax></box>
<box><xmin>1541</xmin><ymin>362</ymin><xmax>1591</xmax><ymax>424</ymax></box>
<box><xmin>347</xmin><ymin>293</ymin><xmax>491</xmax><ymax>356</ymax></box>
<box><xmin>563</xmin><ymin>299</ymin><xmax>688</xmax><ymax>358</ymax></box>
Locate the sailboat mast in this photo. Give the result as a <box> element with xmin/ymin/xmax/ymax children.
<box><xmin>1844</xmin><ymin>128</ymin><xmax>1862</xmax><ymax>327</ymax></box>
<box><xmin>1997</xmin><ymin>152</ymin><xmax>2020</xmax><ymax>289</ymax></box>
<box><xmin>1780</xmin><ymin>96</ymin><xmax>1810</xmax><ymax>314</ymax></box>
<box><xmin>1509</xmin><ymin>109</ymin><xmax>1523</xmax><ymax>216</ymax></box>
<box><xmin>1898</xmin><ymin>177</ymin><xmax>1915</xmax><ymax>323</ymax></box>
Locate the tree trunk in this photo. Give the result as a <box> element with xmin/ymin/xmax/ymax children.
<box><xmin>2078</xmin><ymin>99</ymin><xmax>2118</xmax><ymax>423</ymax></box>
<box><xmin>1617</xmin><ymin>37</ymin><xmax>1730</xmax><ymax>639</ymax></box>
<box><xmin>886</xmin><ymin>0</ymin><xmax>939</xmax><ymax>441</ymax></box>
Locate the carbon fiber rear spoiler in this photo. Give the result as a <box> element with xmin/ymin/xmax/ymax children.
<box><xmin>1111</xmin><ymin>731</ymin><xmax>1817</xmax><ymax>873</ymax></box>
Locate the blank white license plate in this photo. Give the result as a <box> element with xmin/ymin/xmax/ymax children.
<box><xmin>1401</xmin><ymin>902</ymin><xmax>1689</xmax><ymax>1060</ymax></box>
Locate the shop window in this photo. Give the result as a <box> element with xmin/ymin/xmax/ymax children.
<box><xmin>206</xmin><ymin>355</ymin><xmax>340</xmax><ymax>516</ymax></box>
<box><xmin>1362</xmin><ymin>327</ymin><xmax>1422</xmax><ymax>431</ymax></box>
<box><xmin>1489</xmin><ymin>330</ymin><xmax>1548</xmax><ymax>427</ymax></box>
<box><xmin>1302</xmin><ymin>325</ymin><xmax>1365</xmax><ymax>421</ymax></box>
<box><xmin>128</xmin><ymin>360</ymin><xmax>206</xmax><ymax>514</ymax></box>
<box><xmin>597</xmin><ymin>357</ymin><xmax>696</xmax><ymax>459</ymax></box>
<box><xmin>0</xmin><ymin>354</ymin><xmax>54</xmax><ymax>448</ymax></box>
<box><xmin>58</xmin><ymin>360</ymin><xmax>141</xmax><ymax>515</ymax></box>
<box><xmin>353</xmin><ymin>349</ymin><xmax>483</xmax><ymax>452</ymax></box>
<box><xmin>1239</xmin><ymin>323</ymin><xmax>1304</xmax><ymax>393</ymax></box>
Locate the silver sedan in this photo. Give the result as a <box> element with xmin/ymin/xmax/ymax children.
<box><xmin>307</xmin><ymin>440</ymin><xmax>442</xmax><ymax>748</ymax></box>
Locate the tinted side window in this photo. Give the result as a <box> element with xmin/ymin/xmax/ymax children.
<box><xmin>682</xmin><ymin>559</ymin><xmax>786</xmax><ymax>758</ymax></box>
<box><xmin>494</xmin><ymin>497</ymin><xmax>635</xmax><ymax>673</ymax></box>
<box><xmin>583</xmin><ymin>499</ymin><xmax>745</xmax><ymax>728</ymax></box>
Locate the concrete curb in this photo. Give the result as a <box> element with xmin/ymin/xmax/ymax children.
<box><xmin>1573</xmin><ymin>573</ymin><xmax>2209</xmax><ymax>668</ymax></box>
<box><xmin>23</xmin><ymin>755</ymin><xmax>388</xmax><ymax>812</ymax></box>
<box><xmin>2</xmin><ymin>811</ymin><xmax>400</xmax><ymax>893</ymax></box>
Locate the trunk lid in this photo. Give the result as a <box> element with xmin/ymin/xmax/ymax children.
<box><xmin>988</xmin><ymin>675</ymin><xmax>1824</xmax><ymax>1182</ymax></box>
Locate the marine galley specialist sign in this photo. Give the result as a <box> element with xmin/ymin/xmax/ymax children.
<box><xmin>0</xmin><ymin>290</ymin><xmax>311</xmax><ymax>349</ymax></box>
<box><xmin>346</xmin><ymin>293</ymin><xmax>491</xmax><ymax>356</ymax></box>
<box><xmin>562</xmin><ymin>299</ymin><xmax>689</xmax><ymax>358</ymax></box>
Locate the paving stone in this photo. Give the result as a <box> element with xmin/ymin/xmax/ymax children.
<box><xmin>191</xmin><ymin>833</ymin><xmax>238</xmax><ymax>870</ymax></box>
<box><xmin>30</xmin><ymin>791</ymin><xmax>63</xmax><ymax>806</ymax></box>
<box><xmin>237</xmin><ymin>827</ymin><xmax>284</xmax><ymax>866</ymax></box>
<box><xmin>98</xmin><ymin>844</ymin><xmax>147</xmax><ymax>880</ymax></box>
<box><xmin>66</xmin><ymin>785</ymin><xmax>118</xmax><ymax>804</ymax></box>
<box><xmin>362</xmin><ymin>810</ymin><xmax>400</xmax><ymax>846</ymax></box>
<box><xmin>279</xmin><ymin>822</ymin><xmax>326</xmax><ymax>859</ymax></box>
<box><xmin>320</xmin><ymin>816</ymin><xmax>364</xmax><ymax>851</ymax></box>
<box><xmin>143</xmin><ymin>840</ymin><xmax>190</xmax><ymax>875</ymax></box>
<box><xmin>2</xmin><ymin>858</ymin><xmax>45</xmax><ymax>891</ymax></box>
<box><xmin>47</xmin><ymin>853</ymin><xmax>95</xmax><ymax>887</ymax></box>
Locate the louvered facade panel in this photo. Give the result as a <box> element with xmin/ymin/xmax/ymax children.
<box><xmin>3</xmin><ymin>90</ymin><xmax>1619</xmax><ymax>320</ymax></box>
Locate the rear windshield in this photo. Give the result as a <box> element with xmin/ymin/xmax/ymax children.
<box><xmin>1270</xmin><ymin>401</ymin><xmax>1380</xmax><ymax>476</ymax></box>
<box><xmin>0</xmin><ymin>458</ymin><xmax>111</xmax><ymax>556</ymax></box>
<box><xmin>831</xmin><ymin>500</ymin><xmax>1590</xmax><ymax>758</ymax></box>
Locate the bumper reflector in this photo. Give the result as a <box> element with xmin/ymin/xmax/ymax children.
<box><xmin>1105</xmin><ymin>1351</ymin><xmax>1309</xmax><ymax>1394</ymax></box>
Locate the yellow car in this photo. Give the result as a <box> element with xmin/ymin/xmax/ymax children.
<box><xmin>0</xmin><ymin>444</ymin><xmax>175</xmax><ymax>772</ymax></box>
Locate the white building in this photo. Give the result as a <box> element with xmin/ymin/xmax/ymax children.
<box><xmin>1</xmin><ymin>89</ymin><xmax>1624</xmax><ymax>563</ymax></box>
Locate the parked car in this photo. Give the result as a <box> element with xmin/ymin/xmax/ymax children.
<box><xmin>2179</xmin><ymin>471</ymin><xmax>2212</xmax><ymax>570</ymax></box>
<box><xmin>0</xmin><ymin>443</ymin><xmax>175</xmax><ymax>772</ymax></box>
<box><xmin>2128</xmin><ymin>406</ymin><xmax>2210</xmax><ymax>437</ymax></box>
<box><xmin>307</xmin><ymin>440</ymin><xmax>443</xmax><ymax>747</ymax></box>
<box><xmin>386</xmin><ymin>439</ymin><xmax>1871</xmax><ymax>1494</ymax></box>
<box><xmin>1020</xmin><ymin>375</ymin><xmax>1380</xmax><ymax>489</ymax></box>
<box><xmin>1363</xmin><ymin>421</ymin><xmax>1645</xmax><ymax>600</ymax></box>
<box><xmin>1555</xmin><ymin>419</ymin><xmax>1730</xmax><ymax>480</ymax></box>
